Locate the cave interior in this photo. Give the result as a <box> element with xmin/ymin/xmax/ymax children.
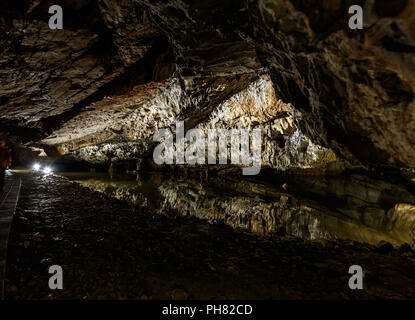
<box><xmin>1</xmin><ymin>0</ymin><xmax>415</xmax><ymax>300</ymax></box>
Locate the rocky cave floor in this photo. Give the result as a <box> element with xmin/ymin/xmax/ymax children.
<box><xmin>4</xmin><ymin>171</ymin><xmax>415</xmax><ymax>300</ymax></box>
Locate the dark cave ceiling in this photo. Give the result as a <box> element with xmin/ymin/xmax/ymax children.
<box><xmin>0</xmin><ymin>0</ymin><xmax>414</xmax><ymax>168</ymax></box>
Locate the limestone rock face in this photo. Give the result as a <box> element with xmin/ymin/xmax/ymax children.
<box><xmin>195</xmin><ymin>75</ymin><xmax>335</xmax><ymax>170</ymax></box>
<box><xmin>250</xmin><ymin>0</ymin><xmax>415</xmax><ymax>166</ymax></box>
<box><xmin>40</xmin><ymin>79</ymin><xmax>186</xmax><ymax>161</ymax></box>
<box><xmin>0</xmin><ymin>0</ymin><xmax>162</xmax><ymax>139</ymax></box>
<box><xmin>0</xmin><ymin>0</ymin><xmax>414</xmax><ymax>169</ymax></box>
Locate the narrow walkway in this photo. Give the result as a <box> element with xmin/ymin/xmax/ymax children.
<box><xmin>0</xmin><ymin>170</ymin><xmax>21</xmax><ymax>299</ymax></box>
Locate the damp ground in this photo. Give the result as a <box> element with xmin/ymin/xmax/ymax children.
<box><xmin>4</xmin><ymin>171</ymin><xmax>415</xmax><ymax>299</ymax></box>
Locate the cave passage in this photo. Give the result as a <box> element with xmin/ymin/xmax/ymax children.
<box><xmin>1</xmin><ymin>0</ymin><xmax>415</xmax><ymax>303</ymax></box>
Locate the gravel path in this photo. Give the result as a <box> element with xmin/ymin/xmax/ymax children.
<box><xmin>4</xmin><ymin>172</ymin><xmax>415</xmax><ymax>299</ymax></box>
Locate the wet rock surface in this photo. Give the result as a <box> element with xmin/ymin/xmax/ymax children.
<box><xmin>5</xmin><ymin>171</ymin><xmax>415</xmax><ymax>299</ymax></box>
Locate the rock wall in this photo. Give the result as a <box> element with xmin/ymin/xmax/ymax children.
<box><xmin>0</xmin><ymin>0</ymin><xmax>414</xmax><ymax>169</ymax></box>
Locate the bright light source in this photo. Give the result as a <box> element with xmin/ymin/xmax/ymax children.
<box><xmin>33</xmin><ymin>163</ymin><xmax>41</xmax><ymax>171</ymax></box>
<box><xmin>43</xmin><ymin>166</ymin><xmax>52</xmax><ymax>174</ymax></box>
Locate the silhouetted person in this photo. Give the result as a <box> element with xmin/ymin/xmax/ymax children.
<box><xmin>0</xmin><ymin>139</ymin><xmax>12</xmax><ymax>192</ymax></box>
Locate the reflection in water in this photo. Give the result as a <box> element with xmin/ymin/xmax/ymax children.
<box><xmin>57</xmin><ymin>171</ymin><xmax>415</xmax><ymax>247</ymax></box>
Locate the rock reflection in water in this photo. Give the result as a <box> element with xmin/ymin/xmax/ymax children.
<box><xmin>58</xmin><ymin>171</ymin><xmax>415</xmax><ymax>247</ymax></box>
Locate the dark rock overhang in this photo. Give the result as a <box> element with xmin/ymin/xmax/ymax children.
<box><xmin>0</xmin><ymin>0</ymin><xmax>414</xmax><ymax>168</ymax></box>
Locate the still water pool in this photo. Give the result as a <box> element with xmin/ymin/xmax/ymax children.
<box><xmin>57</xmin><ymin>170</ymin><xmax>415</xmax><ymax>247</ymax></box>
